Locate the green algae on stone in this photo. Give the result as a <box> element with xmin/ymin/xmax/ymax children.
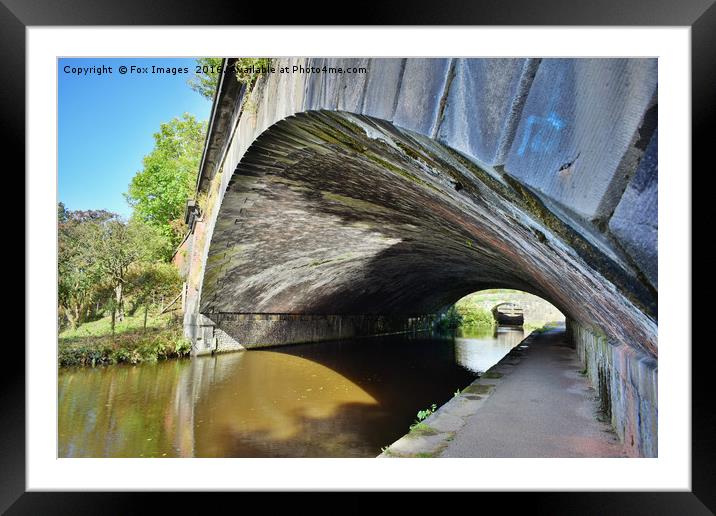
<box><xmin>463</xmin><ymin>384</ymin><xmax>494</xmax><ymax>395</ymax></box>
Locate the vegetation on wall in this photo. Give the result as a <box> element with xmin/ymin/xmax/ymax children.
<box><xmin>188</xmin><ymin>57</ymin><xmax>273</xmax><ymax>101</ymax></box>
<box><xmin>234</xmin><ymin>57</ymin><xmax>272</xmax><ymax>88</ymax></box>
<box><xmin>187</xmin><ymin>57</ymin><xmax>224</xmax><ymax>101</ymax></box>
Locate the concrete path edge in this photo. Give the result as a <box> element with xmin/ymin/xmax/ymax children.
<box><xmin>377</xmin><ymin>330</ymin><xmax>533</xmax><ymax>458</ymax></box>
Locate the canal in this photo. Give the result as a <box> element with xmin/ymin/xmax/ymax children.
<box><xmin>58</xmin><ymin>327</ymin><xmax>525</xmax><ymax>458</ymax></box>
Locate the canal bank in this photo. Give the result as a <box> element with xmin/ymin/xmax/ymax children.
<box><xmin>379</xmin><ymin>325</ymin><xmax>626</xmax><ymax>458</ymax></box>
<box><xmin>61</xmin><ymin>330</ymin><xmax>525</xmax><ymax>457</ymax></box>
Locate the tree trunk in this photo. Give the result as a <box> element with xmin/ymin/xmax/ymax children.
<box><xmin>115</xmin><ymin>283</ymin><xmax>124</xmax><ymax>322</ymax></box>
<box><xmin>143</xmin><ymin>304</ymin><xmax>148</xmax><ymax>332</ymax></box>
<box><xmin>66</xmin><ymin>306</ymin><xmax>78</xmax><ymax>330</ymax></box>
<box><xmin>111</xmin><ymin>308</ymin><xmax>116</xmax><ymax>335</ymax></box>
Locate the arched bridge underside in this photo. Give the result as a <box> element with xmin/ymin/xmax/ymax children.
<box><xmin>180</xmin><ymin>58</ymin><xmax>658</xmax><ymax>456</ymax></box>
<box><xmin>202</xmin><ymin>110</ymin><xmax>655</xmax><ymax>351</ymax></box>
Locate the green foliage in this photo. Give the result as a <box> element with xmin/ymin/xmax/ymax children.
<box><xmin>174</xmin><ymin>338</ymin><xmax>192</xmax><ymax>356</ymax></box>
<box><xmin>435</xmin><ymin>302</ymin><xmax>495</xmax><ymax>331</ymax></box>
<box><xmin>59</xmin><ymin>74</ymin><xmax>209</xmax><ymax>348</ymax></box>
<box><xmin>125</xmin><ymin>262</ymin><xmax>182</xmax><ymax>313</ymax></box>
<box><xmin>436</xmin><ymin>290</ymin><xmax>550</xmax><ymax>333</ymax></box>
<box><xmin>235</xmin><ymin>57</ymin><xmax>272</xmax><ymax>88</ymax></box>
<box><xmin>85</xmin><ymin>217</ymin><xmax>169</xmax><ymax>326</ymax></box>
<box><xmin>455</xmin><ymin>303</ymin><xmax>494</xmax><ymax>327</ymax></box>
<box><xmin>57</xmin><ymin>204</ymin><xmax>182</xmax><ymax>331</ymax></box>
<box><xmin>410</xmin><ymin>403</ymin><xmax>437</xmax><ymax>430</ymax></box>
<box><xmin>417</xmin><ymin>403</ymin><xmax>437</xmax><ymax>422</ymax></box>
<box><xmin>59</xmin><ymin>326</ymin><xmax>192</xmax><ymax>367</ymax></box>
<box><xmin>435</xmin><ymin>305</ymin><xmax>462</xmax><ymax>331</ymax></box>
<box><xmin>188</xmin><ymin>57</ymin><xmax>273</xmax><ymax>101</ymax></box>
<box><xmin>84</xmin><ymin>217</ymin><xmax>166</xmax><ymax>281</ymax></box>
<box><xmin>58</xmin><ymin>205</ymin><xmax>116</xmax><ymax>328</ymax></box>
<box><xmin>187</xmin><ymin>57</ymin><xmax>223</xmax><ymax>101</ymax></box>
<box><xmin>125</xmin><ymin>114</ymin><xmax>207</xmax><ymax>249</ymax></box>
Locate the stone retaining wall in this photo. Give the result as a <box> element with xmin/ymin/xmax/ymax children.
<box><xmin>569</xmin><ymin>319</ymin><xmax>657</xmax><ymax>457</ymax></box>
<box><xmin>196</xmin><ymin>313</ymin><xmax>435</xmax><ymax>353</ymax></box>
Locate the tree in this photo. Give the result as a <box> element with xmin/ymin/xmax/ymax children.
<box><xmin>124</xmin><ymin>114</ymin><xmax>206</xmax><ymax>251</ymax></box>
<box><xmin>58</xmin><ymin>204</ymin><xmax>114</xmax><ymax>328</ymax></box>
<box><xmin>125</xmin><ymin>262</ymin><xmax>182</xmax><ymax>330</ymax></box>
<box><xmin>83</xmin><ymin>217</ymin><xmax>167</xmax><ymax>332</ymax></box>
<box><xmin>58</xmin><ymin>202</ymin><xmax>178</xmax><ymax>332</ymax></box>
<box><xmin>187</xmin><ymin>57</ymin><xmax>223</xmax><ymax>101</ymax></box>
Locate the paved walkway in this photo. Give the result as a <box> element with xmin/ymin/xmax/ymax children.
<box><xmin>440</xmin><ymin>327</ymin><xmax>625</xmax><ymax>457</ymax></box>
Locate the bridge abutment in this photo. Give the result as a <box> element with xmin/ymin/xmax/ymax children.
<box><xmin>568</xmin><ymin>320</ymin><xmax>658</xmax><ymax>457</ymax></box>
<box><xmin>191</xmin><ymin>313</ymin><xmax>435</xmax><ymax>354</ymax></box>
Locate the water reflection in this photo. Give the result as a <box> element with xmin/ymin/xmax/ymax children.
<box><xmin>59</xmin><ymin>330</ymin><xmax>523</xmax><ymax>458</ymax></box>
<box><xmin>454</xmin><ymin>326</ymin><xmax>525</xmax><ymax>373</ymax></box>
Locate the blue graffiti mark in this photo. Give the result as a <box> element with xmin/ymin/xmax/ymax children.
<box><xmin>516</xmin><ymin>116</ymin><xmax>537</xmax><ymax>156</ymax></box>
<box><xmin>546</xmin><ymin>111</ymin><xmax>565</xmax><ymax>130</ymax></box>
<box><xmin>517</xmin><ymin>111</ymin><xmax>565</xmax><ymax>157</ymax></box>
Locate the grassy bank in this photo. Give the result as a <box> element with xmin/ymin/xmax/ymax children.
<box><xmin>59</xmin><ymin>314</ymin><xmax>191</xmax><ymax>367</ymax></box>
<box><xmin>59</xmin><ymin>312</ymin><xmax>175</xmax><ymax>339</ymax></box>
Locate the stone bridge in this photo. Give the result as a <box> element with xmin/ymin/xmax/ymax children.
<box><xmin>176</xmin><ymin>58</ymin><xmax>657</xmax><ymax>457</ymax></box>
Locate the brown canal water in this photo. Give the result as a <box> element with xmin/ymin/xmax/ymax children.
<box><xmin>58</xmin><ymin>327</ymin><xmax>525</xmax><ymax>458</ymax></box>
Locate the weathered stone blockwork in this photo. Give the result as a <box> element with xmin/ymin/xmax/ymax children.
<box><xmin>505</xmin><ymin>58</ymin><xmax>657</xmax><ymax>221</ymax></box>
<box><xmin>201</xmin><ymin>313</ymin><xmax>434</xmax><ymax>352</ymax></box>
<box><xmin>609</xmin><ymin>129</ymin><xmax>658</xmax><ymax>289</ymax></box>
<box><xmin>569</xmin><ymin>320</ymin><xmax>657</xmax><ymax>457</ymax></box>
<box><xmin>437</xmin><ymin>58</ymin><xmax>538</xmax><ymax>165</ymax></box>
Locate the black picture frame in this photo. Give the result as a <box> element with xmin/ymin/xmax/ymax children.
<box><xmin>5</xmin><ymin>0</ymin><xmax>710</xmax><ymax>513</ymax></box>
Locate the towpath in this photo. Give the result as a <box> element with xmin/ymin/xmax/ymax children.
<box><xmin>381</xmin><ymin>326</ymin><xmax>626</xmax><ymax>458</ymax></box>
<box><xmin>442</xmin><ymin>326</ymin><xmax>625</xmax><ymax>457</ymax></box>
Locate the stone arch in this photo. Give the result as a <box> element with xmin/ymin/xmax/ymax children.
<box><xmin>198</xmin><ymin>109</ymin><xmax>654</xmax><ymax>351</ymax></box>
<box><xmin>178</xmin><ymin>58</ymin><xmax>658</xmax><ymax>456</ymax></box>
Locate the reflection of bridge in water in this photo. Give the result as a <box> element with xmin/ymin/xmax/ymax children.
<box><xmin>454</xmin><ymin>327</ymin><xmax>525</xmax><ymax>374</ymax></box>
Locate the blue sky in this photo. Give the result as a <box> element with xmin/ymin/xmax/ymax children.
<box><xmin>58</xmin><ymin>58</ymin><xmax>212</xmax><ymax>218</ymax></box>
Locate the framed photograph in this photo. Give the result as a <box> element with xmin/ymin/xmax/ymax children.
<box><xmin>8</xmin><ymin>0</ymin><xmax>709</xmax><ymax>512</ymax></box>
